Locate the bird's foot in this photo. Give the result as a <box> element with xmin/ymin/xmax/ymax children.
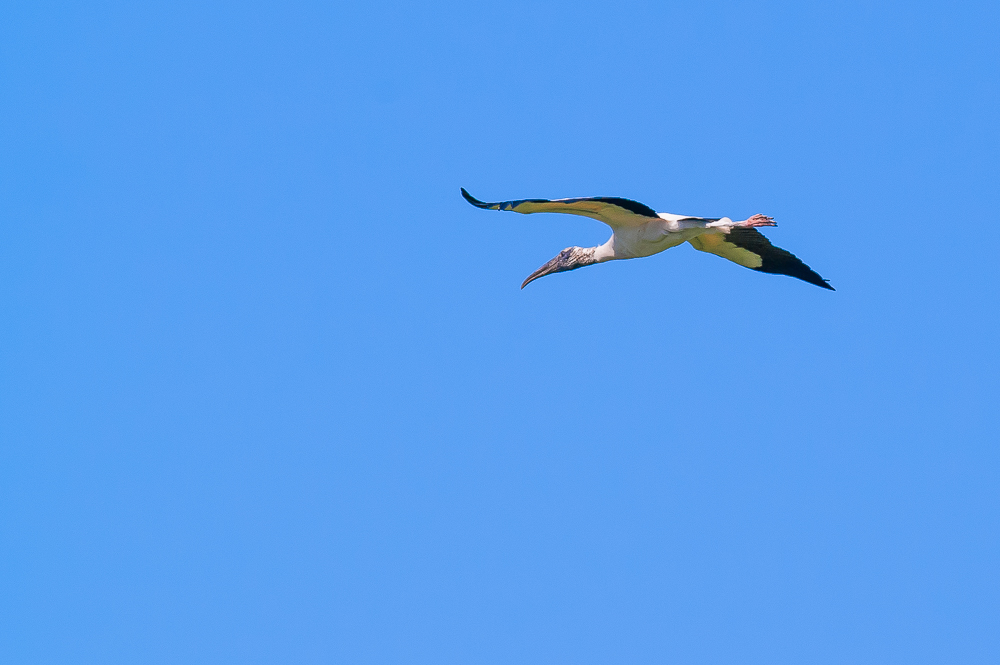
<box><xmin>736</xmin><ymin>214</ymin><xmax>776</xmax><ymax>228</ymax></box>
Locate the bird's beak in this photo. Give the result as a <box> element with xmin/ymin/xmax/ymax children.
<box><xmin>520</xmin><ymin>255</ymin><xmax>565</xmax><ymax>289</ymax></box>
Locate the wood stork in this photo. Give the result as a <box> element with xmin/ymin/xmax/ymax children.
<box><xmin>461</xmin><ymin>188</ymin><xmax>834</xmax><ymax>290</ymax></box>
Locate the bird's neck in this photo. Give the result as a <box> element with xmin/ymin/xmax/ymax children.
<box><xmin>593</xmin><ymin>239</ymin><xmax>617</xmax><ymax>263</ymax></box>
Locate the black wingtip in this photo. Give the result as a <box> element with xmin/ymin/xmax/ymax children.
<box><xmin>801</xmin><ymin>274</ymin><xmax>836</xmax><ymax>290</ymax></box>
<box><xmin>460</xmin><ymin>187</ymin><xmax>489</xmax><ymax>209</ymax></box>
<box><xmin>810</xmin><ymin>275</ymin><xmax>836</xmax><ymax>291</ymax></box>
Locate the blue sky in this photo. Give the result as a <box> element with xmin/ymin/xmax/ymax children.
<box><xmin>2</xmin><ymin>0</ymin><xmax>998</xmax><ymax>662</ymax></box>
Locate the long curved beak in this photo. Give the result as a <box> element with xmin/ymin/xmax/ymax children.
<box><xmin>520</xmin><ymin>255</ymin><xmax>564</xmax><ymax>289</ymax></box>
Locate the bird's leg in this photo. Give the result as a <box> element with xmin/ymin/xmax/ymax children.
<box><xmin>735</xmin><ymin>214</ymin><xmax>777</xmax><ymax>228</ymax></box>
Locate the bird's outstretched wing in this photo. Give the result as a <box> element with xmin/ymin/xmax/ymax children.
<box><xmin>461</xmin><ymin>188</ymin><xmax>659</xmax><ymax>229</ymax></box>
<box><xmin>689</xmin><ymin>228</ymin><xmax>834</xmax><ymax>290</ymax></box>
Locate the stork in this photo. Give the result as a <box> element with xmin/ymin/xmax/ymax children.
<box><xmin>461</xmin><ymin>188</ymin><xmax>834</xmax><ymax>290</ymax></box>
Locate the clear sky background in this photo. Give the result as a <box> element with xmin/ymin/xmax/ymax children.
<box><xmin>2</xmin><ymin>1</ymin><xmax>998</xmax><ymax>663</ymax></box>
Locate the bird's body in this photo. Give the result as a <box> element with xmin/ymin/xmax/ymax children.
<box><xmin>461</xmin><ymin>188</ymin><xmax>834</xmax><ymax>290</ymax></box>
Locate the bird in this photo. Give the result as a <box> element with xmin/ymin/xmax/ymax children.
<box><xmin>461</xmin><ymin>188</ymin><xmax>834</xmax><ymax>290</ymax></box>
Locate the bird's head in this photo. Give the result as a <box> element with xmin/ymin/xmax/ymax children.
<box><xmin>521</xmin><ymin>246</ymin><xmax>597</xmax><ymax>289</ymax></box>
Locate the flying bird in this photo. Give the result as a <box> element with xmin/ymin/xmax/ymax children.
<box><xmin>461</xmin><ymin>188</ymin><xmax>834</xmax><ymax>290</ymax></box>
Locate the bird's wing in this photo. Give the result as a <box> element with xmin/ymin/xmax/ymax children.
<box><xmin>461</xmin><ymin>188</ymin><xmax>659</xmax><ymax>229</ymax></box>
<box><xmin>688</xmin><ymin>228</ymin><xmax>834</xmax><ymax>290</ymax></box>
